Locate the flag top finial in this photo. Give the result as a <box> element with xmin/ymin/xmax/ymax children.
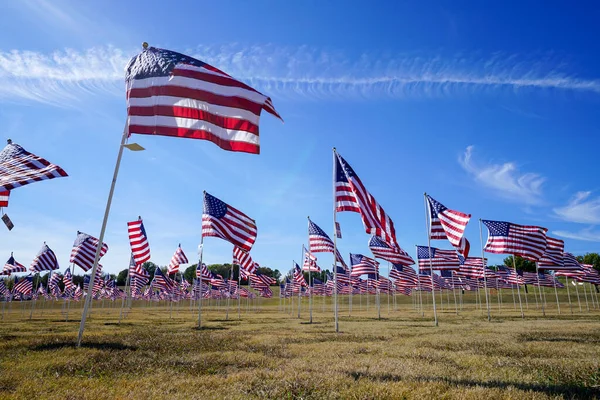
<box><xmin>6</xmin><ymin>139</ymin><xmax>11</xmax><ymax>145</ymax></box>
<box><xmin>142</xmin><ymin>42</ymin><xmax>149</xmax><ymax>49</ymax></box>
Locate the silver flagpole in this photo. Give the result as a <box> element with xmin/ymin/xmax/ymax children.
<box><xmin>77</xmin><ymin>127</ymin><xmax>128</xmax><ymax>346</ymax></box>
<box><xmin>118</xmin><ymin>254</ymin><xmax>132</xmax><ymax>324</ymax></box>
<box><xmin>423</xmin><ymin>193</ymin><xmax>438</xmax><ymax>326</ymax></box>
<box><xmin>478</xmin><ymin>219</ymin><xmax>491</xmax><ymax>321</ymax></box>
<box><xmin>512</xmin><ymin>255</ymin><xmax>525</xmax><ymax>318</ymax></box>
<box><xmin>197</xmin><ymin>234</ymin><xmax>205</xmax><ymax>328</ymax></box>
<box><xmin>535</xmin><ymin>262</ymin><xmax>545</xmax><ymax>316</ymax></box>
<box><xmin>332</xmin><ymin>148</ymin><xmax>339</xmax><ymax>333</ymax></box>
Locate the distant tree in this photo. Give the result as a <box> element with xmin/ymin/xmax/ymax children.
<box><xmin>116</xmin><ymin>269</ymin><xmax>128</xmax><ymax>286</ymax></box>
<box><xmin>576</xmin><ymin>253</ymin><xmax>600</xmax><ymax>272</ymax></box>
<box><xmin>503</xmin><ymin>256</ymin><xmax>536</xmax><ymax>272</ymax></box>
<box><xmin>183</xmin><ymin>264</ymin><xmax>196</xmax><ymax>283</ymax></box>
<box><xmin>142</xmin><ymin>261</ymin><xmax>158</xmax><ymax>277</ymax></box>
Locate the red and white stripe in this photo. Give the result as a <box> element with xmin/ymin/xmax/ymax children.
<box><xmin>0</xmin><ymin>191</ymin><xmax>9</xmax><ymax>207</ymax></box>
<box><xmin>70</xmin><ymin>232</ymin><xmax>109</xmax><ymax>272</ymax></box>
<box><xmin>538</xmin><ymin>236</ymin><xmax>565</xmax><ymax>269</ymax></box>
<box><xmin>233</xmin><ymin>246</ymin><xmax>257</xmax><ymax>275</ymax></box>
<box><xmin>127</xmin><ymin>218</ymin><xmax>151</xmax><ymax>266</ymax></box>
<box><xmin>29</xmin><ymin>243</ymin><xmax>59</xmax><ymax>272</ymax></box>
<box><xmin>167</xmin><ymin>245</ymin><xmax>188</xmax><ymax>275</ymax></box>
<box><xmin>483</xmin><ymin>220</ymin><xmax>547</xmax><ymax>261</ymax></box>
<box><xmin>202</xmin><ymin>192</ymin><xmax>257</xmax><ymax>252</ymax></box>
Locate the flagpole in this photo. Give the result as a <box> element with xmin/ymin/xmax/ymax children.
<box><xmin>565</xmin><ymin>275</ymin><xmax>573</xmax><ymax>315</ymax></box>
<box><xmin>237</xmin><ymin>265</ymin><xmax>241</xmax><ymax>320</ymax></box>
<box><xmin>512</xmin><ymin>255</ymin><xmax>525</xmax><ymax>318</ymax></box>
<box><xmin>197</xmin><ymin>233</ymin><xmax>205</xmax><ymax>329</ymax></box>
<box><xmin>118</xmin><ymin>255</ymin><xmax>132</xmax><ymax>324</ymax></box>
<box><xmin>226</xmin><ymin>262</ymin><xmax>234</xmax><ymax>321</ymax></box>
<box><xmin>332</xmin><ymin>148</ymin><xmax>339</xmax><ymax>333</ymax></box>
<box><xmin>478</xmin><ymin>219</ymin><xmax>491</xmax><ymax>321</ymax></box>
<box><xmin>423</xmin><ymin>193</ymin><xmax>438</xmax><ymax>327</ymax></box>
<box><xmin>535</xmin><ymin>262</ymin><xmax>545</xmax><ymax>316</ymax></box>
<box><xmin>77</xmin><ymin>126</ymin><xmax>128</xmax><ymax>346</ymax></box>
<box><xmin>552</xmin><ymin>271</ymin><xmax>561</xmax><ymax>315</ymax></box>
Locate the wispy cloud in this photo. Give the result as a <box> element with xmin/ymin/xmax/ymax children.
<box><xmin>553</xmin><ymin>227</ymin><xmax>600</xmax><ymax>242</ymax></box>
<box><xmin>553</xmin><ymin>191</ymin><xmax>600</xmax><ymax>224</ymax></box>
<box><xmin>2</xmin><ymin>45</ymin><xmax>600</xmax><ymax>105</ymax></box>
<box><xmin>459</xmin><ymin>145</ymin><xmax>545</xmax><ymax>205</ymax></box>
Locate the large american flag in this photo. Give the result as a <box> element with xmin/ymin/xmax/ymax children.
<box><xmin>233</xmin><ymin>246</ymin><xmax>257</xmax><ymax>275</ymax></box>
<box><xmin>417</xmin><ymin>246</ymin><xmax>461</xmax><ymax>271</ymax></box>
<box><xmin>482</xmin><ymin>220</ymin><xmax>547</xmax><ymax>261</ymax></box>
<box><xmin>350</xmin><ymin>253</ymin><xmax>379</xmax><ymax>277</ymax></box>
<box><xmin>125</xmin><ymin>47</ymin><xmax>282</xmax><ymax>155</ymax></box>
<box><xmin>167</xmin><ymin>244</ymin><xmax>189</xmax><ymax>274</ymax></box>
<box><xmin>368</xmin><ymin>236</ymin><xmax>414</xmax><ymax>266</ymax></box>
<box><xmin>0</xmin><ymin>191</ymin><xmax>9</xmax><ymax>207</ymax></box>
<box><xmin>334</xmin><ymin>151</ymin><xmax>397</xmax><ymax>247</ymax></box>
<box><xmin>538</xmin><ymin>236</ymin><xmax>564</xmax><ymax>270</ymax></box>
<box><xmin>3</xmin><ymin>253</ymin><xmax>26</xmax><ymax>275</ymax></box>
<box><xmin>70</xmin><ymin>231</ymin><xmax>109</xmax><ymax>272</ymax></box>
<box><xmin>426</xmin><ymin>194</ymin><xmax>471</xmax><ymax>257</ymax></box>
<box><xmin>29</xmin><ymin>243</ymin><xmax>59</xmax><ymax>272</ymax></box>
<box><xmin>127</xmin><ymin>218</ymin><xmax>151</xmax><ymax>266</ymax></box>
<box><xmin>0</xmin><ymin>140</ymin><xmax>68</xmax><ymax>192</ymax></box>
<box><xmin>202</xmin><ymin>192</ymin><xmax>257</xmax><ymax>252</ymax></box>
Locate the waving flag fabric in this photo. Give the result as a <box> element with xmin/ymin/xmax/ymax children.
<box><xmin>457</xmin><ymin>257</ymin><xmax>486</xmax><ymax>278</ymax></box>
<box><xmin>30</xmin><ymin>243</ymin><xmax>59</xmax><ymax>272</ymax></box>
<box><xmin>350</xmin><ymin>253</ymin><xmax>379</xmax><ymax>276</ymax></box>
<box><xmin>196</xmin><ymin>263</ymin><xmax>212</xmax><ymax>281</ymax></box>
<box><xmin>202</xmin><ymin>192</ymin><xmax>257</xmax><ymax>251</ymax></box>
<box><xmin>0</xmin><ymin>191</ymin><xmax>9</xmax><ymax>207</ymax></box>
<box><xmin>389</xmin><ymin>264</ymin><xmax>419</xmax><ymax>285</ymax></box>
<box><xmin>0</xmin><ymin>140</ymin><xmax>68</xmax><ymax>192</ymax></box>
<box><xmin>125</xmin><ymin>46</ymin><xmax>282</xmax><ymax>155</ymax></box>
<box><xmin>417</xmin><ymin>246</ymin><xmax>461</xmax><ymax>271</ymax></box>
<box><xmin>233</xmin><ymin>247</ymin><xmax>257</xmax><ymax>275</ymax></box>
<box><xmin>167</xmin><ymin>244</ymin><xmax>189</xmax><ymax>274</ymax></box>
<box><xmin>152</xmin><ymin>267</ymin><xmax>174</xmax><ymax>291</ymax></box>
<box><xmin>308</xmin><ymin>218</ymin><xmax>335</xmax><ymax>253</ymax></box>
<box><xmin>302</xmin><ymin>247</ymin><xmax>320</xmax><ymax>272</ymax></box>
<box><xmin>3</xmin><ymin>253</ymin><xmax>26</xmax><ymax>275</ymax></box>
<box><xmin>334</xmin><ymin>151</ymin><xmax>397</xmax><ymax>246</ymax></box>
<box><xmin>482</xmin><ymin>220</ymin><xmax>547</xmax><ymax>261</ymax></box>
<box><xmin>127</xmin><ymin>218</ymin><xmax>151</xmax><ymax>266</ymax></box>
<box><xmin>538</xmin><ymin>237</ymin><xmax>565</xmax><ymax>270</ymax></box>
<box><xmin>426</xmin><ymin>194</ymin><xmax>471</xmax><ymax>257</ymax></box>
<box><xmin>129</xmin><ymin>254</ymin><xmax>150</xmax><ymax>281</ymax></box>
<box><xmin>13</xmin><ymin>275</ymin><xmax>33</xmax><ymax>296</ymax></box>
<box><xmin>579</xmin><ymin>264</ymin><xmax>600</xmax><ymax>284</ymax></box>
<box><xmin>293</xmin><ymin>263</ymin><xmax>307</xmax><ymax>287</ymax></box>
<box><xmin>70</xmin><ymin>231</ymin><xmax>109</xmax><ymax>272</ymax></box>
<box><xmin>368</xmin><ymin>236</ymin><xmax>414</xmax><ymax>266</ymax></box>
<box><xmin>561</xmin><ymin>252</ymin><xmax>585</xmax><ymax>271</ymax></box>
<box><xmin>63</xmin><ymin>267</ymin><xmax>74</xmax><ymax>293</ymax></box>
<box><xmin>0</xmin><ymin>280</ymin><xmax>9</xmax><ymax>298</ymax></box>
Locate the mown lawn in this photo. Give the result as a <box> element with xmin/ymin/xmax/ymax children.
<box><xmin>0</xmin><ymin>294</ymin><xmax>599</xmax><ymax>399</ymax></box>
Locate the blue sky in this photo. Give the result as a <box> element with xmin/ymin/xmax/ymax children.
<box><xmin>1</xmin><ymin>0</ymin><xmax>600</xmax><ymax>276</ymax></box>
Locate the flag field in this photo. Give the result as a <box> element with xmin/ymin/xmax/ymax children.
<box><xmin>1</xmin><ymin>287</ymin><xmax>599</xmax><ymax>399</ymax></box>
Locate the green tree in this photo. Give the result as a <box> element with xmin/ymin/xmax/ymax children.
<box><xmin>503</xmin><ymin>255</ymin><xmax>536</xmax><ymax>272</ymax></box>
<box><xmin>142</xmin><ymin>261</ymin><xmax>158</xmax><ymax>277</ymax></box>
<box><xmin>116</xmin><ymin>269</ymin><xmax>128</xmax><ymax>286</ymax></box>
<box><xmin>183</xmin><ymin>264</ymin><xmax>197</xmax><ymax>283</ymax></box>
<box><xmin>576</xmin><ymin>253</ymin><xmax>600</xmax><ymax>272</ymax></box>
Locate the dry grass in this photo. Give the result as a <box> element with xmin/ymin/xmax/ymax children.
<box><xmin>1</xmin><ymin>292</ymin><xmax>599</xmax><ymax>399</ymax></box>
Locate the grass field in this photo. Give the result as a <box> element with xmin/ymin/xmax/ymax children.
<box><xmin>1</xmin><ymin>289</ymin><xmax>599</xmax><ymax>399</ymax></box>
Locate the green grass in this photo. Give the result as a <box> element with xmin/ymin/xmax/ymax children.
<box><xmin>1</xmin><ymin>290</ymin><xmax>599</xmax><ymax>399</ymax></box>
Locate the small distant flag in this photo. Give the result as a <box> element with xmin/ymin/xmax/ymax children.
<box><xmin>125</xmin><ymin>46</ymin><xmax>282</xmax><ymax>155</ymax></box>
<box><xmin>308</xmin><ymin>218</ymin><xmax>335</xmax><ymax>253</ymax></box>
<box><xmin>127</xmin><ymin>217</ymin><xmax>151</xmax><ymax>266</ymax></box>
<box><xmin>425</xmin><ymin>194</ymin><xmax>471</xmax><ymax>258</ymax></box>
<box><xmin>349</xmin><ymin>253</ymin><xmax>379</xmax><ymax>277</ymax></box>
<box><xmin>167</xmin><ymin>244</ymin><xmax>189</xmax><ymax>275</ymax></box>
<box><xmin>0</xmin><ymin>191</ymin><xmax>9</xmax><ymax>207</ymax></box>
<box><xmin>0</xmin><ymin>140</ymin><xmax>68</xmax><ymax>191</ymax></box>
<box><xmin>302</xmin><ymin>246</ymin><xmax>321</xmax><ymax>272</ymax></box>
<box><xmin>3</xmin><ymin>253</ymin><xmax>26</xmax><ymax>275</ymax></box>
<box><xmin>70</xmin><ymin>231</ymin><xmax>109</xmax><ymax>272</ymax></box>
<box><xmin>369</xmin><ymin>236</ymin><xmax>414</xmax><ymax>266</ymax></box>
<box><xmin>202</xmin><ymin>192</ymin><xmax>257</xmax><ymax>252</ymax></box>
<box><xmin>13</xmin><ymin>275</ymin><xmax>33</xmax><ymax>296</ymax></box>
<box><xmin>417</xmin><ymin>246</ymin><xmax>461</xmax><ymax>271</ymax></box>
<box><xmin>30</xmin><ymin>243</ymin><xmax>59</xmax><ymax>272</ymax></box>
<box><xmin>233</xmin><ymin>246</ymin><xmax>257</xmax><ymax>275</ymax></box>
<box><xmin>335</xmin><ymin>222</ymin><xmax>342</xmax><ymax>239</ymax></box>
<box><xmin>63</xmin><ymin>267</ymin><xmax>74</xmax><ymax>293</ymax></box>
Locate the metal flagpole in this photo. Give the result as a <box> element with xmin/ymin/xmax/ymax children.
<box><xmin>452</xmin><ymin>271</ymin><xmax>458</xmax><ymax>315</ymax></box>
<box><xmin>423</xmin><ymin>194</ymin><xmax>438</xmax><ymax>326</ymax></box>
<box><xmin>582</xmin><ymin>280</ymin><xmax>590</xmax><ymax>312</ymax></box>
<box><xmin>77</xmin><ymin>127</ymin><xmax>128</xmax><ymax>346</ymax></box>
<box><xmin>118</xmin><ymin>255</ymin><xmax>131</xmax><ymax>324</ymax></box>
<box><xmin>332</xmin><ymin>148</ymin><xmax>339</xmax><ymax>333</ymax></box>
<box><xmin>226</xmin><ymin>262</ymin><xmax>234</xmax><ymax>321</ymax></box>
<box><xmin>29</xmin><ymin>273</ymin><xmax>40</xmax><ymax>320</ymax></box>
<box><xmin>565</xmin><ymin>275</ymin><xmax>573</xmax><ymax>315</ymax></box>
<box><xmin>535</xmin><ymin>264</ymin><xmax>545</xmax><ymax>316</ymax></box>
<box><xmin>574</xmin><ymin>279</ymin><xmax>582</xmax><ymax>312</ymax></box>
<box><xmin>296</xmin><ymin>261</ymin><xmax>301</xmax><ymax>319</ymax></box>
<box><xmin>478</xmin><ymin>219</ymin><xmax>491</xmax><ymax>321</ymax></box>
<box><xmin>552</xmin><ymin>271</ymin><xmax>561</xmax><ymax>314</ymax></box>
<box><xmin>238</xmin><ymin>265</ymin><xmax>242</xmax><ymax>320</ymax></box>
<box><xmin>197</xmin><ymin>236</ymin><xmax>205</xmax><ymax>329</ymax></box>
<box><xmin>387</xmin><ymin>262</ymin><xmax>391</xmax><ymax>314</ymax></box>
<box><xmin>512</xmin><ymin>256</ymin><xmax>525</xmax><ymax>318</ymax></box>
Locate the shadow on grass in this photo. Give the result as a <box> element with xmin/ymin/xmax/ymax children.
<box><xmin>31</xmin><ymin>341</ymin><xmax>137</xmax><ymax>352</ymax></box>
<box><xmin>299</xmin><ymin>321</ymin><xmax>324</xmax><ymax>325</ymax></box>
<box><xmin>104</xmin><ymin>322</ymin><xmax>134</xmax><ymax>326</ymax></box>
<box><xmin>347</xmin><ymin>371</ymin><xmax>600</xmax><ymax>398</ymax></box>
<box><xmin>193</xmin><ymin>326</ymin><xmax>229</xmax><ymax>331</ymax></box>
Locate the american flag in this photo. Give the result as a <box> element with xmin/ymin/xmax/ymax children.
<box><xmin>0</xmin><ymin>280</ymin><xmax>9</xmax><ymax>298</ymax></box>
<box><xmin>128</xmin><ymin>218</ymin><xmax>151</xmax><ymax>266</ymax></box>
<box><xmin>334</xmin><ymin>151</ymin><xmax>397</xmax><ymax>246</ymax></box>
<box><xmin>167</xmin><ymin>244</ymin><xmax>189</xmax><ymax>274</ymax></box>
<box><xmin>129</xmin><ymin>254</ymin><xmax>150</xmax><ymax>281</ymax></box>
<box><xmin>440</xmin><ymin>270</ymin><xmax>465</xmax><ymax>289</ymax></box>
<box><xmin>389</xmin><ymin>264</ymin><xmax>419</xmax><ymax>286</ymax></box>
<box><xmin>561</xmin><ymin>252</ymin><xmax>585</xmax><ymax>271</ymax></box>
<box><xmin>63</xmin><ymin>267</ymin><xmax>74</xmax><ymax>293</ymax></box>
<box><xmin>308</xmin><ymin>218</ymin><xmax>335</xmax><ymax>253</ymax></box>
<box><xmin>482</xmin><ymin>220</ymin><xmax>547</xmax><ymax>261</ymax></box>
<box><xmin>368</xmin><ymin>236</ymin><xmax>414</xmax><ymax>266</ymax></box>
<box><xmin>249</xmin><ymin>273</ymin><xmax>275</xmax><ymax>289</ymax></box>
<box><xmin>426</xmin><ymin>194</ymin><xmax>471</xmax><ymax>257</ymax></box>
<box><xmin>152</xmin><ymin>267</ymin><xmax>174</xmax><ymax>291</ymax></box>
<box><xmin>48</xmin><ymin>271</ymin><xmax>62</xmax><ymax>297</ymax></box>
<box><xmin>457</xmin><ymin>257</ymin><xmax>486</xmax><ymax>278</ymax></box>
<box><xmin>125</xmin><ymin>46</ymin><xmax>282</xmax><ymax>155</ymax></box>
<box><xmin>233</xmin><ymin>246</ymin><xmax>257</xmax><ymax>275</ymax></box>
<box><xmin>0</xmin><ymin>191</ymin><xmax>9</xmax><ymax>207</ymax></box>
<box><xmin>417</xmin><ymin>246</ymin><xmax>461</xmax><ymax>271</ymax></box>
<box><xmin>349</xmin><ymin>253</ymin><xmax>379</xmax><ymax>276</ymax></box>
<box><xmin>0</xmin><ymin>140</ymin><xmax>68</xmax><ymax>192</ymax></box>
<box><xmin>496</xmin><ymin>265</ymin><xmax>524</xmax><ymax>285</ymax></box>
<box><xmin>579</xmin><ymin>264</ymin><xmax>600</xmax><ymax>284</ymax></box>
<box><xmin>13</xmin><ymin>275</ymin><xmax>33</xmax><ymax>296</ymax></box>
<box><xmin>202</xmin><ymin>192</ymin><xmax>257</xmax><ymax>252</ymax></box>
<box><xmin>293</xmin><ymin>263</ymin><xmax>307</xmax><ymax>286</ymax></box>
<box><xmin>335</xmin><ymin>222</ymin><xmax>342</xmax><ymax>239</ymax></box>
<box><xmin>84</xmin><ymin>266</ymin><xmax>105</xmax><ymax>294</ymax></box>
<box><xmin>70</xmin><ymin>231</ymin><xmax>109</xmax><ymax>272</ymax></box>
<box><xmin>196</xmin><ymin>263</ymin><xmax>212</xmax><ymax>281</ymax></box>
<box><xmin>3</xmin><ymin>253</ymin><xmax>26</xmax><ymax>275</ymax></box>
<box><xmin>29</xmin><ymin>243</ymin><xmax>59</xmax><ymax>272</ymax></box>
<box><xmin>302</xmin><ymin>247</ymin><xmax>321</xmax><ymax>272</ymax></box>
<box><xmin>538</xmin><ymin>237</ymin><xmax>565</xmax><ymax>270</ymax></box>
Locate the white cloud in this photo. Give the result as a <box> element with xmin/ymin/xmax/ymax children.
<box><xmin>1</xmin><ymin>45</ymin><xmax>600</xmax><ymax>105</ymax></box>
<box><xmin>458</xmin><ymin>145</ymin><xmax>545</xmax><ymax>204</ymax></box>
<box><xmin>553</xmin><ymin>191</ymin><xmax>600</xmax><ymax>224</ymax></box>
<box><xmin>553</xmin><ymin>227</ymin><xmax>600</xmax><ymax>242</ymax></box>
